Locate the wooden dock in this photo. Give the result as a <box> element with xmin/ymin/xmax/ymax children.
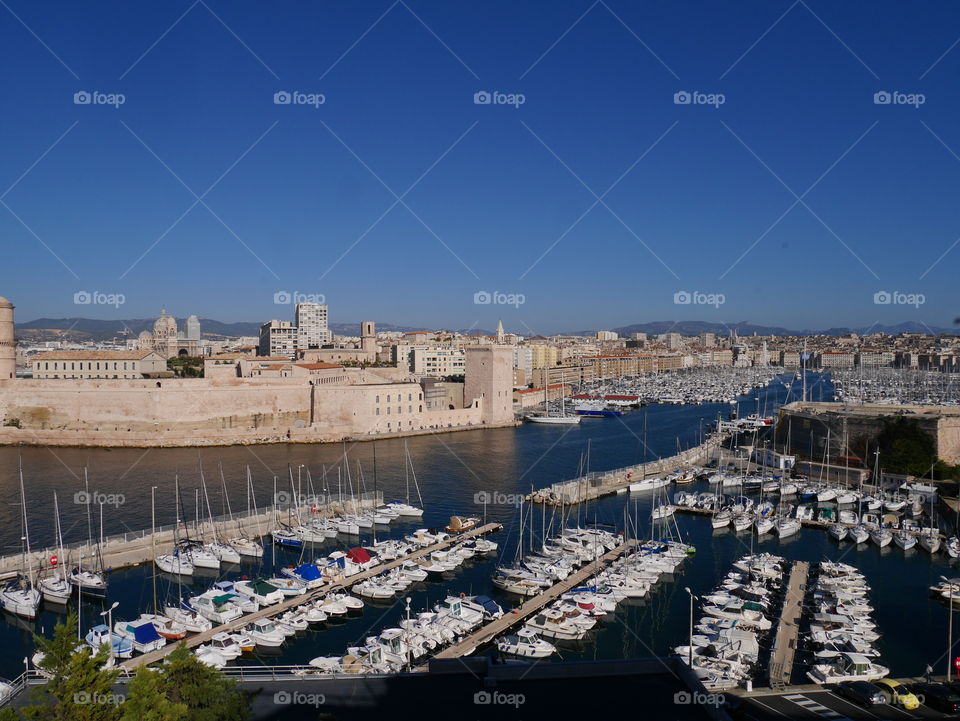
<box><xmin>121</xmin><ymin>522</ymin><xmax>503</xmax><ymax>669</ymax></box>
<box><xmin>427</xmin><ymin>539</ymin><xmax>639</xmax><ymax>663</ymax></box>
<box><xmin>768</xmin><ymin>561</ymin><xmax>808</xmax><ymax>689</ymax></box>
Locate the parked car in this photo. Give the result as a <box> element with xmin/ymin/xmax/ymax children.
<box><xmin>874</xmin><ymin>679</ymin><xmax>920</xmax><ymax>710</ymax></box>
<box><xmin>912</xmin><ymin>682</ymin><xmax>960</xmax><ymax>714</ymax></box>
<box><xmin>834</xmin><ymin>680</ymin><xmax>886</xmax><ymax>707</ymax></box>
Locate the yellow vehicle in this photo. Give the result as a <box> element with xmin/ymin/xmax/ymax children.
<box><xmin>874</xmin><ymin>679</ymin><xmax>920</xmax><ymax>710</ymax></box>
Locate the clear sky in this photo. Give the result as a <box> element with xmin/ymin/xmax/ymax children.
<box><xmin>1</xmin><ymin>0</ymin><xmax>959</xmax><ymax>335</ymax></box>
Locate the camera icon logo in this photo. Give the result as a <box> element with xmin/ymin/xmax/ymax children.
<box><xmin>473</xmin><ymin>290</ymin><xmax>492</xmax><ymax>304</ymax></box>
<box><xmin>273</xmin><ymin>290</ymin><xmax>292</xmax><ymax>304</ymax></box>
<box><xmin>674</xmin><ymin>691</ymin><xmax>691</xmax><ymax>704</ymax></box>
<box><xmin>73</xmin><ymin>691</ymin><xmax>90</xmax><ymax>704</ymax></box>
<box><xmin>673</xmin><ymin>290</ymin><xmax>692</xmax><ymax>304</ymax></box>
<box><xmin>873</xmin><ymin>290</ymin><xmax>892</xmax><ymax>304</ymax></box>
<box><xmin>73</xmin><ymin>91</ymin><xmax>91</xmax><ymax>105</ymax></box>
<box><xmin>473</xmin><ymin>491</ymin><xmax>491</xmax><ymax>504</ymax></box>
<box><xmin>273</xmin><ymin>691</ymin><xmax>292</xmax><ymax>704</ymax></box>
<box><xmin>73</xmin><ymin>291</ymin><xmax>92</xmax><ymax>304</ymax></box>
<box><xmin>74</xmin><ymin>491</ymin><xmax>91</xmax><ymax>505</ymax></box>
<box><xmin>274</xmin><ymin>491</ymin><xmax>292</xmax><ymax>505</ymax></box>
<box><xmin>274</xmin><ymin>91</ymin><xmax>292</xmax><ymax>105</ymax></box>
<box><xmin>674</xmin><ymin>91</ymin><xmax>692</xmax><ymax>105</ymax></box>
<box><xmin>873</xmin><ymin>91</ymin><xmax>891</xmax><ymax>105</ymax></box>
<box><xmin>473</xmin><ymin>691</ymin><xmax>492</xmax><ymax>705</ymax></box>
<box><xmin>474</xmin><ymin>91</ymin><xmax>492</xmax><ymax>105</ymax></box>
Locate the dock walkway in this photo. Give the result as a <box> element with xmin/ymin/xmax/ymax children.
<box><xmin>122</xmin><ymin>522</ymin><xmax>503</xmax><ymax>669</ymax></box>
<box><xmin>768</xmin><ymin>561</ymin><xmax>808</xmax><ymax>689</ymax></box>
<box><xmin>428</xmin><ymin>539</ymin><xmax>638</xmax><ymax>662</ymax></box>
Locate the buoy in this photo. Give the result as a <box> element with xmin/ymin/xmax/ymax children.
<box><xmin>50</xmin><ymin>555</ymin><xmax>58</xmax><ymax>566</ymax></box>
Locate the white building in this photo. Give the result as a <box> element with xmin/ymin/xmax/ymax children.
<box><xmin>596</xmin><ymin>331</ymin><xmax>618</xmax><ymax>341</ymax></box>
<box><xmin>410</xmin><ymin>348</ymin><xmax>465</xmax><ymax>376</ymax></box>
<box><xmin>186</xmin><ymin>315</ymin><xmax>201</xmax><ymax>342</ymax></box>
<box><xmin>32</xmin><ymin>350</ymin><xmax>168</xmax><ymax>379</ymax></box>
<box><xmin>258</xmin><ymin>320</ymin><xmax>297</xmax><ymax>357</ymax></box>
<box><xmin>295</xmin><ymin>302</ymin><xmax>332</xmax><ymax>350</ymax></box>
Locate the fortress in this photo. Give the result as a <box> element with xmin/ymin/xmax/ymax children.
<box><xmin>0</xmin><ymin>297</ymin><xmax>517</xmax><ymax>447</ymax></box>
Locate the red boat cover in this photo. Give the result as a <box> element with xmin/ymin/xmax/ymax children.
<box><xmin>347</xmin><ymin>547</ymin><xmax>371</xmax><ymax>564</ymax></box>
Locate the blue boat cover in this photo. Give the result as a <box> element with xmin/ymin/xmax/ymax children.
<box><xmin>295</xmin><ymin>564</ymin><xmax>322</xmax><ymax>581</ymax></box>
<box><xmin>133</xmin><ymin>623</ymin><xmax>162</xmax><ymax>643</ymax></box>
<box><xmin>328</xmin><ymin>556</ymin><xmax>346</xmax><ymax>569</ymax></box>
<box><xmin>473</xmin><ymin>595</ymin><xmax>501</xmax><ymax>615</ymax></box>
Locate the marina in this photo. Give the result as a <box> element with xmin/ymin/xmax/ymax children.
<box><xmin>0</xmin><ymin>371</ymin><xmax>958</xmax><ymax>706</ymax></box>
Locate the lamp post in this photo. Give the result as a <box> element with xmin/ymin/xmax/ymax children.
<box><xmin>405</xmin><ymin>597</ymin><xmax>412</xmax><ymax>672</ymax></box>
<box><xmin>684</xmin><ymin>587</ymin><xmax>695</xmax><ymax>668</ymax></box>
<box><xmin>100</xmin><ymin>601</ymin><xmax>119</xmax><ymax>661</ymax></box>
<box><xmin>949</xmin><ymin>595</ymin><xmax>955</xmax><ymax>682</ymax></box>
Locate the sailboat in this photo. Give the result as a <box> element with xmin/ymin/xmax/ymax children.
<box><xmin>386</xmin><ymin>442</ymin><xmax>425</xmax><ymax>517</ymax></box>
<box><xmin>200</xmin><ymin>463</ymin><xmax>241</xmax><ymax>564</ymax></box>
<box><xmin>229</xmin><ymin>467</ymin><xmax>265</xmax><ymax>558</ymax></box>
<box><xmin>38</xmin><ymin>492</ymin><xmax>71</xmax><ymax>604</ymax></box>
<box><xmin>155</xmin><ymin>477</ymin><xmax>195</xmax><ymax>576</ymax></box>
<box><xmin>68</xmin><ymin>469</ymin><xmax>108</xmax><ymax>597</ymax></box>
<box><xmin>526</xmin><ymin>372</ymin><xmax>581</xmax><ymax>424</ymax></box>
<box><xmin>1</xmin><ymin>462</ymin><xmax>41</xmax><ymax>618</ymax></box>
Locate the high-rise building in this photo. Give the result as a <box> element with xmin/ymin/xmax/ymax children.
<box><xmin>529</xmin><ymin>344</ymin><xmax>558</xmax><ymax>369</ymax></box>
<box><xmin>186</xmin><ymin>315</ymin><xmax>201</xmax><ymax>342</ymax></box>
<box><xmin>295</xmin><ymin>303</ymin><xmax>331</xmax><ymax>350</ymax></box>
<box><xmin>665</xmin><ymin>332</ymin><xmax>683</xmax><ymax>350</ymax></box>
<box><xmin>596</xmin><ymin>331</ymin><xmax>618</xmax><ymax>340</ymax></box>
<box><xmin>259</xmin><ymin>320</ymin><xmax>297</xmax><ymax>356</ymax></box>
<box><xmin>699</xmin><ymin>332</ymin><xmax>715</xmax><ymax>347</ymax></box>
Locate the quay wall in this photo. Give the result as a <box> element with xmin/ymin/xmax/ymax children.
<box><xmin>0</xmin><ymin>379</ymin><xmax>513</xmax><ymax>447</ymax></box>
<box><xmin>780</xmin><ymin>402</ymin><xmax>960</xmax><ymax>464</ymax></box>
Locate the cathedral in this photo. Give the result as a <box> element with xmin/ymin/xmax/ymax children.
<box><xmin>137</xmin><ymin>310</ymin><xmax>201</xmax><ymax>358</ymax></box>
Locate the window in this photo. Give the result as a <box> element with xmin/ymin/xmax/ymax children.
<box><xmin>387</xmin><ymin>407</ymin><xmax>390</xmax><ymax>414</ymax></box>
<box><xmin>408</xmin><ymin>406</ymin><xmax>412</xmax><ymax>413</ymax></box>
<box><xmin>375</xmin><ymin>395</ymin><xmax>380</xmax><ymax>403</ymax></box>
<box><xmin>387</xmin><ymin>395</ymin><xmax>391</xmax><ymax>402</ymax></box>
<box><xmin>397</xmin><ymin>406</ymin><xmax>402</xmax><ymax>414</ymax></box>
<box><xmin>408</xmin><ymin>393</ymin><xmax>412</xmax><ymax>401</ymax></box>
<box><xmin>376</xmin><ymin>408</ymin><xmax>380</xmax><ymax>416</ymax></box>
<box><xmin>419</xmin><ymin>405</ymin><xmax>422</xmax><ymax>412</ymax></box>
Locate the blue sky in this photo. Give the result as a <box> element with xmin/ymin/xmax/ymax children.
<box><xmin>1</xmin><ymin>0</ymin><xmax>959</xmax><ymax>335</ymax></box>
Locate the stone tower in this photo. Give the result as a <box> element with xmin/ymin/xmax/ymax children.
<box><xmin>464</xmin><ymin>345</ymin><xmax>514</xmax><ymax>426</ymax></box>
<box><xmin>360</xmin><ymin>321</ymin><xmax>376</xmax><ymax>355</ymax></box>
<box><xmin>0</xmin><ymin>296</ymin><xmax>15</xmax><ymax>380</ymax></box>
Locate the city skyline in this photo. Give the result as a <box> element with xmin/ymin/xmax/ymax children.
<box><xmin>3</xmin><ymin>1</ymin><xmax>960</xmax><ymax>333</ymax></box>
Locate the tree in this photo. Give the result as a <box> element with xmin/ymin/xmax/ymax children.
<box><xmin>155</xmin><ymin>645</ymin><xmax>250</xmax><ymax>721</ymax></box>
<box><xmin>120</xmin><ymin>668</ymin><xmax>186</xmax><ymax>721</ymax></box>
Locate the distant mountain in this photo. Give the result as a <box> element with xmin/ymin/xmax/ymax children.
<box><xmin>589</xmin><ymin>320</ymin><xmax>959</xmax><ymax>338</ymax></box>
<box><xmin>15</xmin><ymin>317</ymin><xmax>449</xmax><ymax>343</ymax></box>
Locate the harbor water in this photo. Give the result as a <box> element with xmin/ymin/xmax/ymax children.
<box><xmin>0</xmin><ymin>372</ymin><xmax>951</xmax><ymax>682</ymax></box>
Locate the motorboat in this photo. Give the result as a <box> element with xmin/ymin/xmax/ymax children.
<box><xmin>807</xmin><ymin>652</ymin><xmax>889</xmax><ymax>684</ymax></box>
<box><xmin>774</xmin><ymin>518</ymin><xmax>801</xmax><ymax>538</ymax></box>
<box><xmin>190</xmin><ymin>590</ymin><xmax>244</xmax><ymax>624</ymax></box>
<box><xmin>496</xmin><ymin>627</ymin><xmax>556</xmax><ymax>658</ymax></box>
<box><xmin>138</xmin><ymin>613</ymin><xmax>188</xmax><ymax>640</ymax></box>
<box><xmin>235</xmin><ymin>578</ymin><xmax>284</xmax><ymax>606</ymax></box>
<box><xmin>85</xmin><ymin>624</ymin><xmax>133</xmax><ymax>659</ymax></box>
<box><xmin>245</xmin><ymin>620</ymin><xmax>286</xmax><ymax>647</ymax></box>
<box><xmin>114</xmin><ymin>619</ymin><xmax>166</xmax><ymax>654</ymax></box>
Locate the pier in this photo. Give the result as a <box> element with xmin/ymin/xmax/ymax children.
<box><xmin>122</xmin><ymin>522</ymin><xmax>503</xmax><ymax>669</ymax></box>
<box><xmin>0</xmin><ymin>494</ymin><xmax>383</xmax><ymax>576</ymax></box>
<box><xmin>428</xmin><ymin>539</ymin><xmax>639</xmax><ymax>662</ymax></box>
<box><xmin>767</xmin><ymin>561</ymin><xmax>808</xmax><ymax>689</ymax></box>
<box><xmin>527</xmin><ymin>434</ymin><xmax>728</xmax><ymax>506</ymax></box>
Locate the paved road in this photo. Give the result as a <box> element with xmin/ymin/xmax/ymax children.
<box><xmin>740</xmin><ymin>689</ymin><xmax>956</xmax><ymax>721</ymax></box>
